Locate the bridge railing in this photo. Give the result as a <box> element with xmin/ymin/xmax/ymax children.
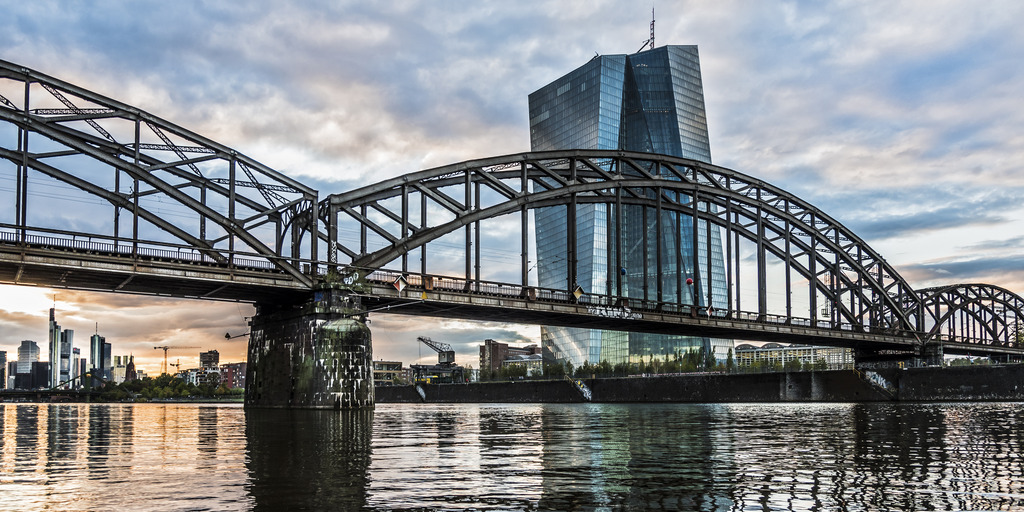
<box><xmin>5</xmin><ymin>226</ymin><xmax>1016</xmax><ymax>348</ymax></box>
<box><xmin>357</xmin><ymin>268</ymin><xmax>936</xmax><ymax>342</ymax></box>
<box><xmin>0</xmin><ymin>225</ymin><xmax>298</xmax><ymax>273</ymax></box>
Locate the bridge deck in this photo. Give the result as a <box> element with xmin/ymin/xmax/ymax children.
<box><xmin>3</xmin><ymin>240</ymin><xmax>1021</xmax><ymax>358</ymax></box>
<box><xmin>0</xmin><ymin>239</ymin><xmax>309</xmax><ymax>303</ymax></box>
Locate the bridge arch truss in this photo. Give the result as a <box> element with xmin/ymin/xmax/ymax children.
<box><xmin>0</xmin><ymin>59</ymin><xmax>320</xmax><ymax>297</ymax></box>
<box><xmin>2</xmin><ymin>59</ymin><xmax>1021</xmax><ymax>357</ymax></box>
<box><xmin>326</xmin><ymin>150</ymin><xmax>934</xmax><ymax>341</ymax></box>
<box><xmin>917</xmin><ymin>284</ymin><xmax>1024</xmax><ymax>351</ymax></box>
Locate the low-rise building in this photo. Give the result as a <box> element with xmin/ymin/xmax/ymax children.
<box><xmin>182</xmin><ymin>367</ymin><xmax>220</xmax><ymax>387</ymax></box>
<box><xmin>219</xmin><ymin>362</ymin><xmax>247</xmax><ymax>389</ymax></box>
<box><xmin>502</xmin><ymin>354</ymin><xmax>544</xmax><ymax>377</ymax></box>
<box><xmin>735</xmin><ymin>343</ymin><xmax>853</xmax><ymax>370</ymax></box>
<box><xmin>373</xmin><ymin>360</ymin><xmax>407</xmax><ymax>385</ymax></box>
<box><xmin>480</xmin><ymin>339</ymin><xmax>542</xmax><ymax>374</ymax></box>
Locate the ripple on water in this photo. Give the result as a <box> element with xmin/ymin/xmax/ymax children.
<box><xmin>1</xmin><ymin>402</ymin><xmax>1023</xmax><ymax>510</ymax></box>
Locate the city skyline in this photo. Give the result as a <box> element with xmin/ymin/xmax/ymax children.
<box><xmin>2</xmin><ymin>2</ymin><xmax>1023</xmax><ymax>373</ymax></box>
<box><xmin>3</xmin><ymin>305</ymin><xmax>238</xmax><ymax>383</ymax></box>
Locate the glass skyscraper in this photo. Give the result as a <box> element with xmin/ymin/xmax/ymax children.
<box><xmin>529</xmin><ymin>45</ymin><xmax>731</xmax><ymax>367</ymax></box>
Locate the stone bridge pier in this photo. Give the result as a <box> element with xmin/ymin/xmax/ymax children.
<box><xmin>245</xmin><ymin>284</ymin><xmax>374</xmax><ymax>409</ymax></box>
<box><xmin>854</xmin><ymin>342</ymin><xmax>944</xmax><ymax>370</ymax></box>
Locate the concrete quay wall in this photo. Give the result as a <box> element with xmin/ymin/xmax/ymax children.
<box><xmin>375</xmin><ymin>366</ymin><xmax>1024</xmax><ymax>404</ymax></box>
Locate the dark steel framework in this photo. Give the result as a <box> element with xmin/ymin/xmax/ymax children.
<box><xmin>917</xmin><ymin>284</ymin><xmax>1024</xmax><ymax>350</ymax></box>
<box><xmin>1</xmin><ymin>59</ymin><xmax>1022</xmax><ymax>357</ymax></box>
<box><xmin>325</xmin><ymin>151</ymin><xmax>1024</xmax><ymax>354</ymax></box>
<box><xmin>0</xmin><ymin>59</ymin><xmax>318</xmax><ymax>300</ymax></box>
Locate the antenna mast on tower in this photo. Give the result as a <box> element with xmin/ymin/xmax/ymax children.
<box><xmin>650</xmin><ymin>6</ymin><xmax>655</xmax><ymax>50</ymax></box>
<box><xmin>638</xmin><ymin>7</ymin><xmax>656</xmax><ymax>53</ymax></box>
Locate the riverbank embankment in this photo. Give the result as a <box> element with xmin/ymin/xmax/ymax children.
<box><xmin>375</xmin><ymin>365</ymin><xmax>1024</xmax><ymax>403</ymax></box>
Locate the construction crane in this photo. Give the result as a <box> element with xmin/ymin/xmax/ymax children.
<box><xmin>417</xmin><ymin>336</ymin><xmax>455</xmax><ymax>365</ymax></box>
<box><xmin>154</xmin><ymin>346</ymin><xmax>199</xmax><ymax>375</ymax></box>
<box><xmin>169</xmin><ymin>359</ymin><xmax>182</xmax><ymax>375</ymax></box>
<box><xmin>412</xmin><ymin>337</ymin><xmax>465</xmax><ymax>384</ymax></box>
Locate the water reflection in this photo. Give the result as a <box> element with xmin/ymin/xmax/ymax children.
<box><xmin>0</xmin><ymin>402</ymin><xmax>1022</xmax><ymax>510</ymax></box>
<box><xmin>0</xmin><ymin>404</ymin><xmax>250</xmax><ymax>511</ymax></box>
<box><xmin>245</xmin><ymin>408</ymin><xmax>373</xmax><ymax>510</ymax></box>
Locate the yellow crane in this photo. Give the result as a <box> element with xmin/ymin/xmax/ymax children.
<box><xmin>153</xmin><ymin>346</ymin><xmax>199</xmax><ymax>375</ymax></box>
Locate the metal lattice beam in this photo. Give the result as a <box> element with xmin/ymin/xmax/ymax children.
<box><xmin>325</xmin><ymin>151</ymin><xmax>933</xmax><ymax>339</ymax></box>
<box><xmin>0</xmin><ymin>58</ymin><xmax>320</xmax><ymax>287</ymax></box>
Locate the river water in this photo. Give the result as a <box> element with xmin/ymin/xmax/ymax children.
<box><xmin>1</xmin><ymin>402</ymin><xmax>1022</xmax><ymax>511</ymax></box>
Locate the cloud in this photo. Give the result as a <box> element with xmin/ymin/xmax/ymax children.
<box><xmin>2</xmin><ymin>0</ymin><xmax>1024</xmax><ymax>368</ymax></box>
<box><xmin>900</xmin><ymin>255</ymin><xmax>1024</xmax><ymax>293</ymax></box>
<box><xmin>816</xmin><ymin>187</ymin><xmax>1022</xmax><ymax>242</ymax></box>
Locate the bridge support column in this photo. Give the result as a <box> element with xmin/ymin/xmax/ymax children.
<box><xmin>854</xmin><ymin>348</ymin><xmax>918</xmax><ymax>370</ymax></box>
<box><xmin>245</xmin><ymin>284</ymin><xmax>374</xmax><ymax>409</ymax></box>
<box><xmin>920</xmin><ymin>343</ymin><xmax>944</xmax><ymax>367</ymax></box>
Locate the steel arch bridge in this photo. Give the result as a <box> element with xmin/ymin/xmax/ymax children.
<box><xmin>2</xmin><ymin>58</ymin><xmax>1022</xmax><ymax>359</ymax></box>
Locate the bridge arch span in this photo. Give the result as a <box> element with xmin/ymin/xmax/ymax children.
<box><xmin>325</xmin><ymin>150</ymin><xmax>927</xmax><ymax>336</ymax></box>
<box><xmin>917</xmin><ymin>283</ymin><xmax>1024</xmax><ymax>349</ymax></box>
<box><xmin>0</xmin><ymin>58</ymin><xmax>320</xmax><ymax>289</ymax></box>
<box><xmin>4</xmin><ymin>59</ymin><xmax>1022</xmax><ymax>359</ymax></box>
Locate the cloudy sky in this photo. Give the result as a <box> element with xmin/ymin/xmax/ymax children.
<box><xmin>2</xmin><ymin>1</ymin><xmax>1023</xmax><ymax>374</ymax></box>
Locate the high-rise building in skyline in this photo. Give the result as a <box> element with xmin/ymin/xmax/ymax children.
<box><xmin>0</xmin><ymin>350</ymin><xmax>6</xmax><ymax>390</ymax></box>
<box><xmin>72</xmin><ymin>347</ymin><xmax>82</xmax><ymax>388</ymax></box>
<box><xmin>47</xmin><ymin>308</ymin><xmax>74</xmax><ymax>388</ymax></box>
<box><xmin>90</xmin><ymin>332</ymin><xmax>109</xmax><ymax>380</ymax></box>
<box><xmin>17</xmin><ymin>339</ymin><xmax>39</xmax><ymax>374</ymax></box>
<box><xmin>528</xmin><ymin>45</ymin><xmax>730</xmax><ymax>367</ymax></box>
<box><xmin>48</xmin><ymin>308</ymin><xmax>60</xmax><ymax>387</ymax></box>
<box><xmin>102</xmin><ymin>341</ymin><xmax>112</xmax><ymax>379</ymax></box>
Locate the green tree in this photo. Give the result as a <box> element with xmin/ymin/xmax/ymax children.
<box><xmin>725</xmin><ymin>348</ymin><xmax>736</xmax><ymax>373</ymax></box>
<box><xmin>704</xmin><ymin>348</ymin><xmax>717</xmax><ymax>370</ymax></box>
<box><xmin>500</xmin><ymin>364</ymin><xmax>528</xmax><ymax>380</ymax></box>
<box><xmin>543</xmin><ymin>363</ymin><xmax>565</xmax><ymax>379</ymax></box>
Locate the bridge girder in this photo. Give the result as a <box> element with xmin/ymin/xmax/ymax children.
<box><xmin>0</xmin><ymin>59</ymin><xmax>318</xmax><ymax>288</ymax></box>
<box><xmin>325</xmin><ymin>151</ymin><xmax>931</xmax><ymax>338</ymax></box>
<box><xmin>917</xmin><ymin>283</ymin><xmax>1024</xmax><ymax>350</ymax></box>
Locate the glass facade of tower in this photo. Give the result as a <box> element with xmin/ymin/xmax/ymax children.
<box><xmin>529</xmin><ymin>45</ymin><xmax>731</xmax><ymax>367</ymax></box>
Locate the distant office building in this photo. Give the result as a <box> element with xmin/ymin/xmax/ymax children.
<box><xmin>90</xmin><ymin>333</ymin><xmax>109</xmax><ymax>379</ymax></box>
<box><xmin>735</xmin><ymin>343</ymin><xmax>854</xmax><ymax>370</ymax></box>
<box><xmin>479</xmin><ymin>339</ymin><xmax>542</xmax><ymax>374</ymax></box>
<box><xmin>0</xmin><ymin>350</ymin><xmax>6</xmax><ymax>390</ymax></box>
<box><xmin>48</xmin><ymin>308</ymin><xmax>60</xmax><ymax>387</ymax></box>
<box><xmin>102</xmin><ymin>341</ymin><xmax>112</xmax><ymax>379</ymax></box>
<box><xmin>17</xmin><ymin>339</ymin><xmax>39</xmax><ymax>373</ymax></box>
<box><xmin>71</xmin><ymin>347</ymin><xmax>81</xmax><ymax>389</ymax></box>
<box><xmin>529</xmin><ymin>45</ymin><xmax>729</xmax><ymax>368</ymax></box>
<box><xmin>200</xmin><ymin>350</ymin><xmax>220</xmax><ymax>369</ymax></box>
<box><xmin>219</xmin><ymin>362</ymin><xmax>247</xmax><ymax>389</ymax></box>
<box><xmin>47</xmin><ymin>308</ymin><xmax>74</xmax><ymax>388</ymax></box>
<box><xmin>30</xmin><ymin>361</ymin><xmax>49</xmax><ymax>390</ymax></box>
<box><xmin>6</xmin><ymin>361</ymin><xmax>15</xmax><ymax>390</ymax></box>
<box><xmin>373</xmin><ymin>360</ymin><xmax>404</xmax><ymax>386</ymax></box>
<box><xmin>111</xmin><ymin>356</ymin><xmax>127</xmax><ymax>384</ymax></box>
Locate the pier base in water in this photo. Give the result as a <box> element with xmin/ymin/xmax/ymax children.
<box><xmin>245</xmin><ymin>285</ymin><xmax>374</xmax><ymax>409</ymax></box>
